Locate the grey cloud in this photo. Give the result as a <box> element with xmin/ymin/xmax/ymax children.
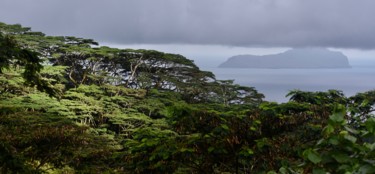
<box><xmin>1</xmin><ymin>0</ymin><xmax>375</xmax><ymax>49</ymax></box>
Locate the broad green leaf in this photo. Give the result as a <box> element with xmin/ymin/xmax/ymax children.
<box><xmin>323</xmin><ymin>124</ymin><xmax>334</xmax><ymax>136</ymax></box>
<box><xmin>246</xmin><ymin>149</ymin><xmax>254</xmax><ymax>155</ymax></box>
<box><xmin>317</xmin><ymin>139</ymin><xmax>325</xmax><ymax>145</ymax></box>
<box><xmin>312</xmin><ymin>168</ymin><xmax>326</xmax><ymax>174</ymax></box>
<box><xmin>256</xmin><ymin>138</ymin><xmax>269</xmax><ymax>149</ymax></box>
<box><xmin>279</xmin><ymin>167</ymin><xmax>288</xmax><ymax>174</ymax></box>
<box><xmin>180</xmin><ymin>147</ymin><xmax>194</xmax><ymax>152</ymax></box>
<box><xmin>365</xmin><ymin>118</ymin><xmax>375</xmax><ymax>133</ymax></box>
<box><xmin>220</xmin><ymin>124</ymin><xmax>229</xmax><ymax>130</ymax></box>
<box><xmin>365</xmin><ymin>143</ymin><xmax>375</xmax><ymax>151</ymax></box>
<box><xmin>328</xmin><ymin>137</ymin><xmax>340</xmax><ymax>145</ymax></box>
<box><xmin>208</xmin><ymin>146</ymin><xmax>215</xmax><ymax>153</ymax></box>
<box><xmin>304</xmin><ymin>149</ymin><xmax>322</xmax><ymax>164</ymax></box>
<box><xmin>329</xmin><ymin>112</ymin><xmax>345</xmax><ymax>123</ymax></box>
<box><xmin>337</xmin><ymin>164</ymin><xmax>350</xmax><ymax>171</ymax></box>
<box><xmin>358</xmin><ymin>164</ymin><xmax>375</xmax><ymax>174</ymax></box>
<box><xmin>162</xmin><ymin>152</ymin><xmax>169</xmax><ymax>160</ymax></box>
<box><xmin>250</xmin><ymin>126</ymin><xmax>257</xmax><ymax>131</ymax></box>
<box><xmin>332</xmin><ymin>153</ymin><xmax>351</xmax><ymax>163</ymax></box>
<box><xmin>343</xmin><ymin>134</ymin><xmax>357</xmax><ymax>143</ymax></box>
<box><xmin>344</xmin><ymin>126</ymin><xmax>359</xmax><ymax>134</ymax></box>
<box><xmin>254</xmin><ymin>120</ymin><xmax>261</xmax><ymax>124</ymax></box>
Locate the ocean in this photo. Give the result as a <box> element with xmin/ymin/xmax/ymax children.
<box><xmin>205</xmin><ymin>67</ymin><xmax>375</xmax><ymax>103</ymax></box>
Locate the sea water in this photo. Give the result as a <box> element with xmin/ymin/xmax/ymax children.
<box><xmin>205</xmin><ymin>67</ymin><xmax>375</xmax><ymax>103</ymax></box>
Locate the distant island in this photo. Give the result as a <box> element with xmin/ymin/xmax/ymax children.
<box><xmin>219</xmin><ymin>48</ymin><xmax>351</xmax><ymax>68</ymax></box>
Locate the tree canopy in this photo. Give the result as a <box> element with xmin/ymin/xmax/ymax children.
<box><xmin>1</xmin><ymin>22</ymin><xmax>374</xmax><ymax>173</ymax></box>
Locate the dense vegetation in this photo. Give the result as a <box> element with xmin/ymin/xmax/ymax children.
<box><xmin>1</xmin><ymin>22</ymin><xmax>374</xmax><ymax>173</ymax></box>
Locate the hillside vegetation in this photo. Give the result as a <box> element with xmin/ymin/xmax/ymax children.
<box><xmin>1</xmin><ymin>22</ymin><xmax>374</xmax><ymax>173</ymax></box>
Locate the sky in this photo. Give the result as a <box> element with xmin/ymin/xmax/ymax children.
<box><xmin>1</xmin><ymin>0</ymin><xmax>375</xmax><ymax>67</ymax></box>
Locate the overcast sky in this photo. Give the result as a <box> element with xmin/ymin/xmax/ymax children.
<box><xmin>1</xmin><ymin>0</ymin><xmax>374</xmax><ymax>48</ymax></box>
<box><xmin>1</xmin><ymin>0</ymin><xmax>375</xmax><ymax>67</ymax></box>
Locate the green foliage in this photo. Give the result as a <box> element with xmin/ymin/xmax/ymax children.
<box><xmin>123</xmin><ymin>127</ymin><xmax>179</xmax><ymax>173</ymax></box>
<box><xmin>300</xmin><ymin>106</ymin><xmax>375</xmax><ymax>173</ymax></box>
<box><xmin>3</xmin><ymin>21</ymin><xmax>375</xmax><ymax>174</ymax></box>
<box><xmin>0</xmin><ymin>32</ymin><xmax>58</xmax><ymax>97</ymax></box>
<box><xmin>0</xmin><ymin>111</ymin><xmax>118</xmax><ymax>173</ymax></box>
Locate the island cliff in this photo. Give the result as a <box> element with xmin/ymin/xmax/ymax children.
<box><xmin>219</xmin><ymin>48</ymin><xmax>351</xmax><ymax>68</ymax></box>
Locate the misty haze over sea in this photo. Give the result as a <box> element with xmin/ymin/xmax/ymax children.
<box><xmin>107</xmin><ymin>44</ymin><xmax>375</xmax><ymax>103</ymax></box>
<box><xmin>204</xmin><ymin>61</ymin><xmax>375</xmax><ymax>102</ymax></box>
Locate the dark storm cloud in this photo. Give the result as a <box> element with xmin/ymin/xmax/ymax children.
<box><xmin>1</xmin><ymin>0</ymin><xmax>375</xmax><ymax>49</ymax></box>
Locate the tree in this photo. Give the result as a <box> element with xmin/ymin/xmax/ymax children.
<box><xmin>0</xmin><ymin>32</ymin><xmax>57</xmax><ymax>97</ymax></box>
<box><xmin>210</xmin><ymin>80</ymin><xmax>264</xmax><ymax>106</ymax></box>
